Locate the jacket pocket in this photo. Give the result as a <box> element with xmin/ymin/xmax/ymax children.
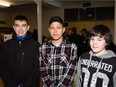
<box><xmin>60</xmin><ymin>53</ymin><xmax>69</xmax><ymax>67</ymax></box>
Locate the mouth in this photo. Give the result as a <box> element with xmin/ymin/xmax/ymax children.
<box><xmin>92</xmin><ymin>46</ymin><xmax>98</xmax><ymax>49</ymax></box>
<box><xmin>53</xmin><ymin>34</ymin><xmax>58</xmax><ymax>36</ymax></box>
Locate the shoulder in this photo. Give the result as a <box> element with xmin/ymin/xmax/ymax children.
<box><xmin>64</xmin><ymin>40</ymin><xmax>77</xmax><ymax>46</ymax></box>
<box><xmin>28</xmin><ymin>39</ymin><xmax>41</xmax><ymax>47</ymax></box>
<box><xmin>0</xmin><ymin>39</ymin><xmax>14</xmax><ymax>50</ymax></box>
<box><xmin>39</xmin><ymin>41</ymin><xmax>51</xmax><ymax>53</ymax></box>
<box><xmin>63</xmin><ymin>40</ymin><xmax>77</xmax><ymax>50</ymax></box>
<box><xmin>41</xmin><ymin>41</ymin><xmax>50</xmax><ymax>46</ymax></box>
<box><xmin>40</xmin><ymin>41</ymin><xmax>50</xmax><ymax>49</ymax></box>
<box><xmin>80</xmin><ymin>52</ymin><xmax>90</xmax><ymax>58</ymax></box>
<box><xmin>1</xmin><ymin>39</ymin><xmax>13</xmax><ymax>45</ymax></box>
<box><xmin>63</xmin><ymin>40</ymin><xmax>77</xmax><ymax>46</ymax></box>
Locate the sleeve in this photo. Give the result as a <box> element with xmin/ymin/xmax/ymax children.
<box><xmin>57</xmin><ymin>44</ymin><xmax>77</xmax><ymax>87</ymax></box>
<box><xmin>0</xmin><ymin>44</ymin><xmax>15</xmax><ymax>87</ymax></box>
<box><xmin>39</xmin><ymin>47</ymin><xmax>54</xmax><ymax>87</ymax></box>
<box><xmin>22</xmin><ymin>43</ymin><xmax>40</xmax><ymax>87</ymax></box>
<box><xmin>76</xmin><ymin>57</ymin><xmax>82</xmax><ymax>87</ymax></box>
<box><xmin>113</xmin><ymin>71</ymin><xmax>116</xmax><ymax>87</ymax></box>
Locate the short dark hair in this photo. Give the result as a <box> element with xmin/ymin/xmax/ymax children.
<box><xmin>49</xmin><ymin>16</ymin><xmax>64</xmax><ymax>27</ymax></box>
<box><xmin>14</xmin><ymin>15</ymin><xmax>28</xmax><ymax>24</ymax></box>
<box><xmin>81</xmin><ymin>28</ymin><xmax>87</xmax><ymax>32</ymax></box>
<box><xmin>90</xmin><ymin>24</ymin><xmax>112</xmax><ymax>46</ymax></box>
<box><xmin>71</xmin><ymin>27</ymin><xmax>77</xmax><ymax>33</ymax></box>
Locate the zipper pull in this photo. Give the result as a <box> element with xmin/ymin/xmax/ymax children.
<box><xmin>22</xmin><ymin>52</ymin><xmax>24</xmax><ymax>55</ymax></box>
<box><xmin>21</xmin><ymin>52</ymin><xmax>24</xmax><ymax>65</ymax></box>
<box><xmin>19</xmin><ymin>41</ymin><xmax>21</xmax><ymax>44</ymax></box>
<box><xmin>19</xmin><ymin>41</ymin><xmax>21</xmax><ymax>46</ymax></box>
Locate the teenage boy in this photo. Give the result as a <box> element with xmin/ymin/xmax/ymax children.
<box><xmin>39</xmin><ymin>16</ymin><xmax>77</xmax><ymax>87</ymax></box>
<box><xmin>0</xmin><ymin>15</ymin><xmax>40</xmax><ymax>87</ymax></box>
<box><xmin>76</xmin><ymin>24</ymin><xmax>116</xmax><ymax>87</ymax></box>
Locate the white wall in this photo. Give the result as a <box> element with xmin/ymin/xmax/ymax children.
<box><xmin>42</xmin><ymin>8</ymin><xmax>64</xmax><ymax>37</ymax></box>
<box><xmin>0</xmin><ymin>3</ymin><xmax>37</xmax><ymax>32</ymax></box>
<box><xmin>11</xmin><ymin>4</ymin><xmax>37</xmax><ymax>32</ymax></box>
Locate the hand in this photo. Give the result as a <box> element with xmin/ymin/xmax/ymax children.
<box><xmin>17</xmin><ymin>85</ymin><xmax>20</xmax><ymax>87</ymax></box>
<box><xmin>17</xmin><ymin>84</ymin><xmax>23</xmax><ymax>87</ymax></box>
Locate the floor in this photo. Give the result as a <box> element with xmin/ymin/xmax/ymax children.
<box><xmin>0</xmin><ymin>79</ymin><xmax>4</xmax><ymax>87</ymax></box>
<box><xmin>0</xmin><ymin>78</ymin><xmax>42</xmax><ymax>87</ymax></box>
<box><xmin>0</xmin><ymin>75</ymin><xmax>76</xmax><ymax>87</ymax></box>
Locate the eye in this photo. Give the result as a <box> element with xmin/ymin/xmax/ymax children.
<box><xmin>57</xmin><ymin>27</ymin><xmax>61</xmax><ymax>29</ymax></box>
<box><xmin>22</xmin><ymin>24</ymin><xmax>27</xmax><ymax>27</ymax></box>
<box><xmin>50</xmin><ymin>27</ymin><xmax>54</xmax><ymax>30</ymax></box>
<box><xmin>57</xmin><ymin>26</ymin><xmax>63</xmax><ymax>29</ymax></box>
<box><xmin>14</xmin><ymin>24</ymin><xmax>19</xmax><ymax>27</ymax></box>
<box><xmin>90</xmin><ymin>37</ymin><xmax>94</xmax><ymax>40</ymax></box>
<box><xmin>98</xmin><ymin>38</ymin><xmax>103</xmax><ymax>41</ymax></box>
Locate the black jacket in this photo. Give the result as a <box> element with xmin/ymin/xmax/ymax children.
<box><xmin>0</xmin><ymin>31</ymin><xmax>40</xmax><ymax>87</ymax></box>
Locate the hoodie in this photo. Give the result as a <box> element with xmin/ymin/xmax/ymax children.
<box><xmin>76</xmin><ymin>50</ymin><xmax>116</xmax><ymax>87</ymax></box>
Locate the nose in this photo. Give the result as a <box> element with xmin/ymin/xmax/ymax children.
<box><xmin>54</xmin><ymin>28</ymin><xmax>57</xmax><ymax>33</ymax></box>
<box><xmin>93</xmin><ymin>40</ymin><xmax>97</xmax><ymax>45</ymax></box>
<box><xmin>19</xmin><ymin>26</ymin><xmax>22</xmax><ymax>30</ymax></box>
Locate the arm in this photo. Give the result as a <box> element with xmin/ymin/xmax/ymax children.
<box><xmin>113</xmin><ymin>72</ymin><xmax>116</xmax><ymax>87</ymax></box>
<box><xmin>76</xmin><ymin>58</ymin><xmax>82</xmax><ymax>87</ymax></box>
<box><xmin>39</xmin><ymin>47</ymin><xmax>54</xmax><ymax>87</ymax></box>
<box><xmin>0</xmin><ymin>44</ymin><xmax>15</xmax><ymax>87</ymax></box>
<box><xmin>57</xmin><ymin>44</ymin><xmax>77</xmax><ymax>87</ymax></box>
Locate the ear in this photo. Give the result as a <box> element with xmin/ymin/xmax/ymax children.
<box><xmin>48</xmin><ymin>28</ymin><xmax>50</xmax><ymax>32</ymax></box>
<box><xmin>13</xmin><ymin>25</ymin><xmax>15</xmax><ymax>31</ymax></box>
<box><xmin>27</xmin><ymin>25</ymin><xmax>30</xmax><ymax>31</ymax></box>
<box><xmin>63</xmin><ymin>27</ymin><xmax>65</xmax><ymax>33</ymax></box>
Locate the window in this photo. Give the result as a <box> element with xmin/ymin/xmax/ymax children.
<box><xmin>79</xmin><ymin>8</ymin><xmax>95</xmax><ymax>21</ymax></box>
<box><xmin>96</xmin><ymin>7</ymin><xmax>114</xmax><ymax>20</ymax></box>
<box><xmin>64</xmin><ymin>8</ymin><xmax>78</xmax><ymax>21</ymax></box>
<box><xmin>64</xmin><ymin>7</ymin><xmax>114</xmax><ymax>21</ymax></box>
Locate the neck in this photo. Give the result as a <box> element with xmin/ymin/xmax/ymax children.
<box><xmin>52</xmin><ymin>37</ymin><xmax>63</xmax><ymax>46</ymax></box>
<box><xmin>16</xmin><ymin>34</ymin><xmax>26</xmax><ymax>37</ymax></box>
<box><xmin>95</xmin><ymin>49</ymin><xmax>107</xmax><ymax>57</ymax></box>
<box><xmin>16</xmin><ymin>34</ymin><xmax>27</xmax><ymax>41</ymax></box>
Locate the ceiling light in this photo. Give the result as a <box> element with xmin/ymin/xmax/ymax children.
<box><xmin>0</xmin><ymin>2</ymin><xmax>10</xmax><ymax>7</ymax></box>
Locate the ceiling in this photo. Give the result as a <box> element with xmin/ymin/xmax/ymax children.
<box><xmin>0</xmin><ymin>0</ymin><xmax>34</xmax><ymax>9</ymax></box>
<box><xmin>0</xmin><ymin>0</ymin><xmax>115</xmax><ymax>10</ymax></box>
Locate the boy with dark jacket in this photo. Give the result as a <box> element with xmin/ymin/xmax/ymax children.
<box><xmin>0</xmin><ymin>15</ymin><xmax>40</xmax><ymax>87</ymax></box>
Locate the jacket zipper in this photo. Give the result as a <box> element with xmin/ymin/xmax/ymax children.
<box><xmin>21</xmin><ymin>52</ymin><xmax>24</xmax><ymax>65</ymax></box>
<box><xmin>18</xmin><ymin>41</ymin><xmax>24</xmax><ymax>65</ymax></box>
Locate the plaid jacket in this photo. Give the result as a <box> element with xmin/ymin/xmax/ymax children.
<box><xmin>39</xmin><ymin>40</ymin><xmax>77</xmax><ymax>87</ymax></box>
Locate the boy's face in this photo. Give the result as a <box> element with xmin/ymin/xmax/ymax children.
<box><xmin>48</xmin><ymin>22</ymin><xmax>65</xmax><ymax>42</ymax></box>
<box><xmin>90</xmin><ymin>36</ymin><xmax>107</xmax><ymax>56</ymax></box>
<box><xmin>13</xmin><ymin>20</ymin><xmax>30</xmax><ymax>36</ymax></box>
